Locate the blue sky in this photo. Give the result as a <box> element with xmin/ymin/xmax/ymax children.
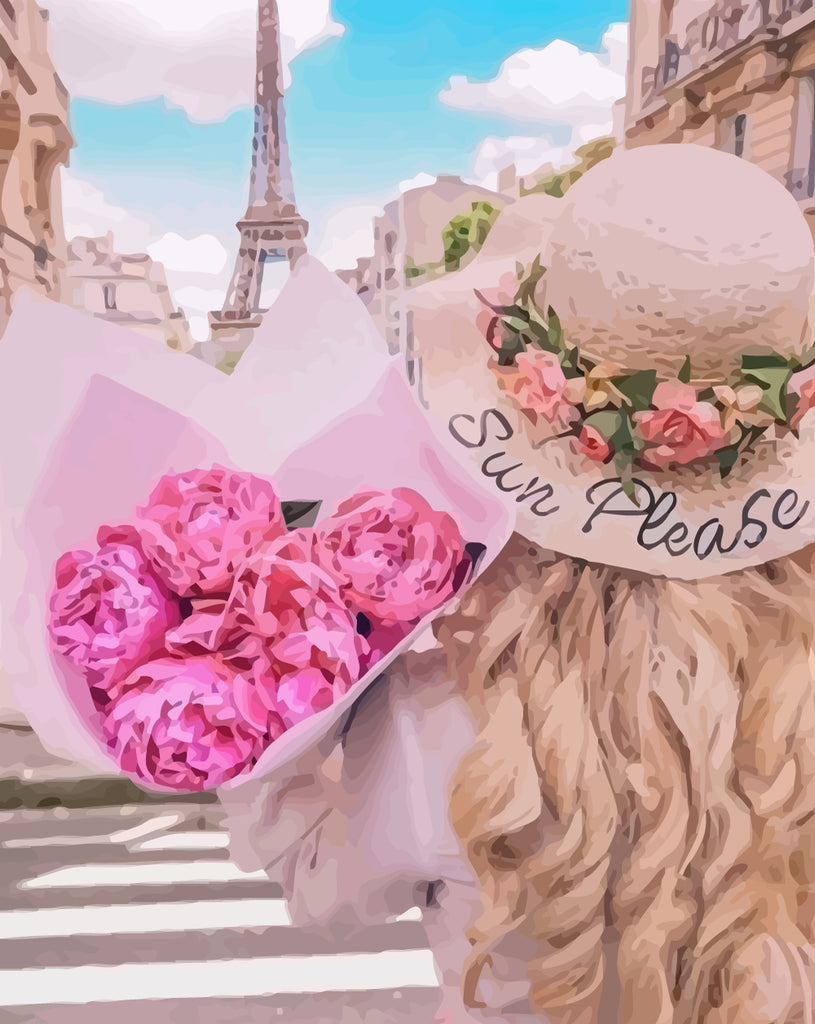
<box><xmin>49</xmin><ymin>0</ymin><xmax>628</xmax><ymax>338</ymax></box>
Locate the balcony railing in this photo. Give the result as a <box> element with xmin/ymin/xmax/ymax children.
<box><xmin>637</xmin><ymin>0</ymin><xmax>814</xmax><ymax>112</ymax></box>
<box><xmin>0</xmin><ymin>225</ymin><xmax>51</xmax><ymax>266</ymax></box>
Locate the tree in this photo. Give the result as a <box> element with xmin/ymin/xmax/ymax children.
<box><xmin>522</xmin><ymin>136</ymin><xmax>617</xmax><ymax>198</ymax></box>
<box><xmin>440</xmin><ymin>200</ymin><xmax>502</xmax><ymax>271</ymax></box>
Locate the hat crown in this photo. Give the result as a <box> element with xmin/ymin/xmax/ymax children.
<box><xmin>540</xmin><ymin>143</ymin><xmax>815</xmax><ymax>380</ymax></box>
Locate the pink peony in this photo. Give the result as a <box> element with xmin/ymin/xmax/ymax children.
<box><xmin>48</xmin><ymin>535</ymin><xmax>180</xmax><ymax>700</ymax></box>
<box><xmin>225</xmin><ymin>532</ymin><xmax>369</xmax><ymax>729</ymax></box>
<box><xmin>360</xmin><ymin>618</ymin><xmax>410</xmax><ymax>672</ymax></box>
<box><xmin>636</xmin><ymin>381</ymin><xmax>727</xmax><ymax>469</ymax></box>
<box><xmin>164</xmin><ymin>597</ymin><xmax>237</xmax><ymax>657</ymax></box>
<box><xmin>134</xmin><ymin>467</ymin><xmax>286</xmax><ymax>597</ymax></box>
<box><xmin>512</xmin><ymin>350</ymin><xmax>578</xmax><ymax>426</ymax></box>
<box><xmin>578</xmin><ymin>424</ymin><xmax>613</xmax><ymax>463</ymax></box>
<box><xmin>792</xmin><ymin>377</ymin><xmax>815</xmax><ymax>430</ymax></box>
<box><xmin>226</xmin><ymin>529</ymin><xmax>351</xmax><ymax>640</ymax></box>
<box><xmin>103</xmin><ymin>656</ymin><xmax>278</xmax><ymax>791</ymax></box>
<box><xmin>316</xmin><ymin>488</ymin><xmax>466</xmax><ymax>625</ymax></box>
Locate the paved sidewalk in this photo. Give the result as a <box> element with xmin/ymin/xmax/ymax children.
<box><xmin>0</xmin><ymin>724</ymin><xmax>103</xmax><ymax>784</ymax></box>
<box><xmin>0</xmin><ymin>724</ymin><xmax>214</xmax><ymax>811</ymax></box>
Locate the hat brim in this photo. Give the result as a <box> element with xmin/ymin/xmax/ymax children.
<box><xmin>403</xmin><ymin>258</ymin><xmax>815</xmax><ymax>581</ymax></box>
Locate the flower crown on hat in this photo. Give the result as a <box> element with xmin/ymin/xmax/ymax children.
<box><xmin>476</xmin><ymin>257</ymin><xmax>815</xmax><ymax>496</ymax></box>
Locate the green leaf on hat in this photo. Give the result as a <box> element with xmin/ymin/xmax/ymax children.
<box><xmin>515</xmin><ymin>257</ymin><xmax>546</xmax><ymax>307</ymax></box>
<box><xmin>582</xmin><ymin>409</ymin><xmax>621</xmax><ymax>439</ymax></box>
<box><xmin>502</xmin><ymin>314</ymin><xmax>532</xmax><ymax>334</ymax></box>
<box><xmin>740</xmin><ymin>352</ymin><xmax>791</xmax><ymax>371</ymax></box>
<box><xmin>742</xmin><ymin>364</ymin><xmax>793</xmax><ymax>421</ymax></box>
<box><xmin>613</xmin><ymin>369</ymin><xmax>658</xmax><ymax>412</ymax></box>
<box><xmin>560</xmin><ymin>344</ymin><xmax>582</xmax><ymax>377</ymax></box>
<box><xmin>787</xmin><ymin>392</ymin><xmax>801</xmax><ymax>430</ymax></box>
<box><xmin>678</xmin><ymin>356</ymin><xmax>692</xmax><ymax>385</ymax></box>
<box><xmin>499</xmin><ymin>333</ymin><xmax>526</xmax><ymax>362</ymax></box>
<box><xmin>619</xmin><ymin>475</ymin><xmax>640</xmax><ymax>503</ymax></box>
<box><xmin>526</xmin><ymin>304</ymin><xmax>552</xmax><ymax>335</ymax></box>
<box><xmin>714</xmin><ymin>446</ymin><xmax>739</xmax><ymax>479</ymax></box>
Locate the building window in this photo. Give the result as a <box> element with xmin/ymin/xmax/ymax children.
<box><xmin>662</xmin><ymin>40</ymin><xmax>680</xmax><ymax>84</ymax></box>
<box><xmin>733</xmin><ymin>114</ymin><xmax>747</xmax><ymax>157</ymax></box>
<box><xmin>792</xmin><ymin>75</ymin><xmax>815</xmax><ymax>200</ymax></box>
<box><xmin>103</xmin><ymin>283</ymin><xmax>117</xmax><ymax>311</ymax></box>
<box><xmin>720</xmin><ymin>113</ymin><xmax>750</xmax><ymax>158</ymax></box>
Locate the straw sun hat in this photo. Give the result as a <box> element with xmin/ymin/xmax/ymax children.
<box><xmin>404</xmin><ymin>143</ymin><xmax>815</xmax><ymax>580</ymax></box>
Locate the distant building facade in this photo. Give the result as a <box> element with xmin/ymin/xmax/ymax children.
<box><xmin>623</xmin><ymin>0</ymin><xmax>815</xmax><ymax>223</ymax></box>
<box><xmin>339</xmin><ymin>175</ymin><xmax>506</xmax><ymax>352</ymax></box>
<box><xmin>64</xmin><ymin>235</ymin><xmax>193</xmax><ymax>351</ymax></box>
<box><xmin>0</xmin><ymin>0</ymin><xmax>72</xmax><ymax>328</ymax></box>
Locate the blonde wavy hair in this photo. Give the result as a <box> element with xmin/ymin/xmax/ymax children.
<box><xmin>434</xmin><ymin>532</ymin><xmax>815</xmax><ymax>1024</ymax></box>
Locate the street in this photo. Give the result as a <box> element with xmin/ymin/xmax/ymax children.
<box><xmin>0</xmin><ymin>801</ymin><xmax>442</xmax><ymax>1023</ymax></box>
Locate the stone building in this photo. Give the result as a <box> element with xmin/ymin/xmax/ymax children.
<box><xmin>64</xmin><ymin>235</ymin><xmax>193</xmax><ymax>351</ymax></box>
<box><xmin>0</xmin><ymin>0</ymin><xmax>72</xmax><ymax>327</ymax></box>
<box><xmin>340</xmin><ymin>175</ymin><xmax>506</xmax><ymax>352</ymax></box>
<box><xmin>623</xmin><ymin>0</ymin><xmax>815</xmax><ymax>224</ymax></box>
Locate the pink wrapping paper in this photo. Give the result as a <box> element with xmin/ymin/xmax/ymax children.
<box><xmin>4</xmin><ymin>364</ymin><xmax>512</xmax><ymax>787</ymax></box>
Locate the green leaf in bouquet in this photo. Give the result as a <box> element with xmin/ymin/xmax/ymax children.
<box><xmin>678</xmin><ymin>355</ymin><xmax>692</xmax><ymax>384</ymax></box>
<box><xmin>613</xmin><ymin>369</ymin><xmax>658</xmax><ymax>412</ymax></box>
<box><xmin>742</xmin><ymin>364</ymin><xmax>793</xmax><ymax>421</ymax></box>
<box><xmin>282</xmin><ymin>500</ymin><xmax>323</xmax><ymax>529</ymax></box>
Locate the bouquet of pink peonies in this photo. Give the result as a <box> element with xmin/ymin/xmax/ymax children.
<box><xmin>5</xmin><ymin>366</ymin><xmax>511</xmax><ymax>793</ymax></box>
<box><xmin>46</xmin><ymin>466</ymin><xmax>478</xmax><ymax>792</ymax></box>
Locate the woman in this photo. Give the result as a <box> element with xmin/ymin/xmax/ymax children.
<box><xmin>224</xmin><ymin>142</ymin><xmax>815</xmax><ymax>1023</ymax></box>
<box><xmin>436</xmin><ymin>534</ymin><xmax>815</xmax><ymax>1023</ymax></box>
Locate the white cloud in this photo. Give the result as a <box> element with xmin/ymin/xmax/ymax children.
<box><xmin>399</xmin><ymin>172</ymin><xmax>437</xmax><ymax>193</ymax></box>
<box><xmin>61</xmin><ymin>169</ymin><xmax>154</xmax><ymax>253</ymax></box>
<box><xmin>45</xmin><ymin>0</ymin><xmax>345</xmax><ymax>123</ymax></box>
<box><xmin>147</xmin><ymin>233</ymin><xmax>229</xmax><ymax>276</ymax></box>
<box><xmin>173</xmin><ymin>284</ymin><xmax>231</xmax><ymax>314</ymax></box>
<box><xmin>439</xmin><ymin>23</ymin><xmax>627</xmax><ymax>130</ymax></box>
<box><xmin>187</xmin><ymin>315</ymin><xmax>211</xmax><ymax>343</ymax></box>
<box><xmin>311</xmin><ymin>203</ymin><xmax>383</xmax><ymax>271</ymax></box>
<box><xmin>472</xmin><ymin>135</ymin><xmax>571</xmax><ymax>191</ymax></box>
<box><xmin>60</xmin><ymin>168</ymin><xmax>234</xmax><ymax>342</ymax></box>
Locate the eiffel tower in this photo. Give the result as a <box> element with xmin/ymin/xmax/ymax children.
<box><xmin>209</xmin><ymin>0</ymin><xmax>308</xmax><ymax>343</ymax></box>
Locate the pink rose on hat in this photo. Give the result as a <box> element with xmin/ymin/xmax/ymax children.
<box><xmin>577</xmin><ymin>423</ymin><xmax>614</xmax><ymax>463</ymax></box>
<box><xmin>48</xmin><ymin>533</ymin><xmax>180</xmax><ymax>700</ymax></box>
<box><xmin>317</xmin><ymin>488</ymin><xmax>466</xmax><ymax>626</ymax></box>
<box><xmin>135</xmin><ymin>467</ymin><xmax>286</xmax><ymax>597</ymax></box>
<box><xmin>636</xmin><ymin>381</ymin><xmax>728</xmax><ymax>469</ymax></box>
<box><xmin>103</xmin><ymin>656</ymin><xmax>274</xmax><ymax>791</ymax></box>
<box><xmin>792</xmin><ymin>377</ymin><xmax>815</xmax><ymax>430</ymax></box>
<box><xmin>512</xmin><ymin>350</ymin><xmax>579</xmax><ymax>427</ymax></box>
